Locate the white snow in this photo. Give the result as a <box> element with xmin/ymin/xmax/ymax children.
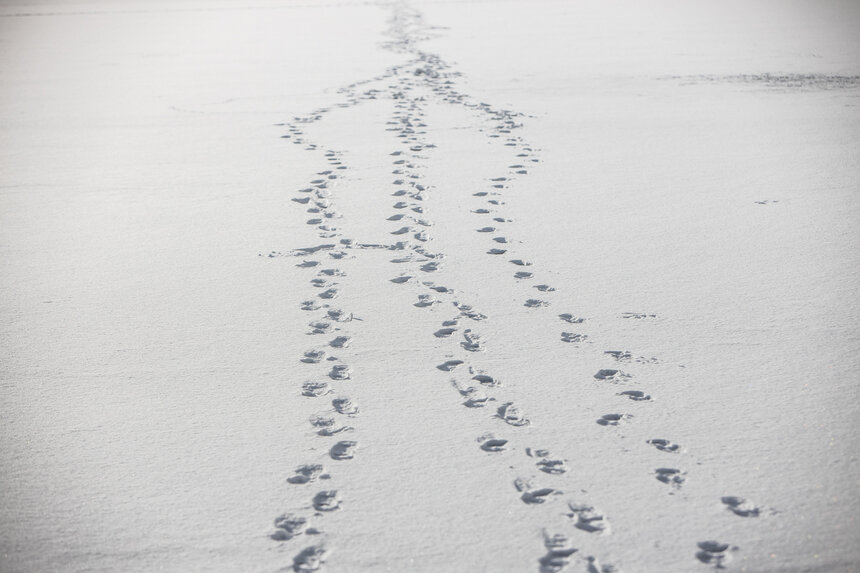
<box><xmin>1</xmin><ymin>1</ymin><xmax>859</xmax><ymax>572</ymax></box>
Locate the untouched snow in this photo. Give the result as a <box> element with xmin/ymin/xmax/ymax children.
<box><xmin>1</xmin><ymin>1</ymin><xmax>859</xmax><ymax>572</ymax></box>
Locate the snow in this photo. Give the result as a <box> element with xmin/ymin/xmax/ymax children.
<box><xmin>1</xmin><ymin>1</ymin><xmax>859</xmax><ymax>572</ymax></box>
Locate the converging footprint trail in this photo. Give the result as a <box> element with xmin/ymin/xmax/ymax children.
<box><xmin>263</xmin><ymin>1</ymin><xmax>771</xmax><ymax>571</ymax></box>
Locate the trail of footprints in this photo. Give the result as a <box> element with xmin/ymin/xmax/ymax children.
<box><xmin>267</xmin><ymin>1</ymin><xmax>766</xmax><ymax>571</ymax></box>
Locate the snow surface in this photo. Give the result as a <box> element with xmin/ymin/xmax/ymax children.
<box><xmin>1</xmin><ymin>1</ymin><xmax>859</xmax><ymax>572</ymax></box>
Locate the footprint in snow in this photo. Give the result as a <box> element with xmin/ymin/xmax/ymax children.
<box><xmin>647</xmin><ymin>439</ymin><xmax>681</xmax><ymax>453</ymax></box>
<box><xmin>618</xmin><ymin>390</ymin><xmax>651</xmax><ymax>401</ymax></box>
<box><xmin>434</xmin><ymin>327</ymin><xmax>457</xmax><ymax>338</ymax></box>
<box><xmin>301</xmin><ymin>350</ymin><xmax>326</xmax><ymax>364</ymax></box>
<box><xmin>593</xmin><ymin>369</ymin><xmax>631</xmax><ymax>381</ymax></box>
<box><xmin>471</xmin><ymin>373</ymin><xmax>500</xmax><ymax>387</ymax></box>
<box><xmin>287</xmin><ymin>464</ymin><xmax>329</xmax><ymax>485</ymax></box>
<box><xmin>568</xmin><ymin>503</ymin><xmax>611</xmax><ymax>534</ymax></box>
<box><xmin>332</xmin><ymin>397</ymin><xmax>359</xmax><ymax>416</ymax></box>
<box><xmin>514</xmin><ymin>478</ymin><xmax>562</xmax><ymax>504</ymax></box>
<box><xmin>460</xmin><ymin>329</ymin><xmax>484</xmax><ymax>351</ymax></box>
<box><xmin>414</xmin><ymin>294</ymin><xmax>437</xmax><ymax>308</ymax></box>
<box><xmin>655</xmin><ymin>467</ymin><xmax>686</xmax><ymax>488</ymax></box>
<box><xmin>597</xmin><ymin>413</ymin><xmax>630</xmax><ymax>426</ymax></box>
<box><xmin>561</xmin><ymin>332</ymin><xmax>588</xmax><ymax>344</ymax></box>
<box><xmin>497</xmin><ymin>402</ymin><xmax>529</xmax><ymax>426</ymax></box>
<box><xmin>318</xmin><ymin>288</ymin><xmax>338</xmax><ymax>300</ymax></box>
<box><xmin>300</xmin><ymin>300</ymin><xmax>321</xmax><ymax>311</ymax></box>
<box><xmin>312</xmin><ymin>490</ymin><xmax>341</xmax><ymax>512</ymax></box>
<box><xmin>271</xmin><ymin>514</ymin><xmax>307</xmax><ymax>541</ymax></box>
<box><xmin>329</xmin><ymin>336</ymin><xmax>351</xmax><ymax>349</ymax></box>
<box><xmin>437</xmin><ymin>359</ymin><xmax>464</xmax><ymax>371</ymax></box>
<box><xmin>328</xmin><ymin>364</ymin><xmax>351</xmax><ymax>380</ymax></box>
<box><xmin>329</xmin><ymin>440</ymin><xmax>357</xmax><ymax>460</ymax></box>
<box><xmin>535</xmin><ymin>455</ymin><xmax>568</xmax><ymax>475</ymax></box>
<box><xmin>539</xmin><ymin>533</ymin><xmax>578</xmax><ymax>573</ymax></box>
<box><xmin>721</xmin><ymin>496</ymin><xmax>761</xmax><ymax>517</ymax></box>
<box><xmin>524</xmin><ymin>299</ymin><xmax>549</xmax><ymax>308</ymax></box>
<box><xmin>478</xmin><ymin>434</ymin><xmax>508</xmax><ymax>452</ymax></box>
<box><xmin>308</xmin><ymin>322</ymin><xmax>331</xmax><ymax>334</ymax></box>
<box><xmin>696</xmin><ymin>541</ymin><xmax>738</xmax><ymax>569</ymax></box>
<box><xmin>292</xmin><ymin>545</ymin><xmax>329</xmax><ymax>572</ymax></box>
<box><xmin>302</xmin><ymin>381</ymin><xmax>331</xmax><ymax>398</ymax></box>
<box><xmin>558</xmin><ymin>313</ymin><xmax>585</xmax><ymax>324</ymax></box>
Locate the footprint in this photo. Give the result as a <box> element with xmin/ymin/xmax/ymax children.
<box><xmin>497</xmin><ymin>402</ymin><xmax>530</xmax><ymax>426</ymax></box>
<box><xmin>478</xmin><ymin>435</ymin><xmax>508</xmax><ymax>452</ymax></box>
<box><xmin>414</xmin><ymin>294</ymin><xmax>437</xmax><ymax>308</ymax></box>
<box><xmin>302</xmin><ymin>381</ymin><xmax>332</xmax><ymax>398</ymax></box>
<box><xmin>604</xmin><ymin>350</ymin><xmax>633</xmax><ymax>361</ymax></box>
<box><xmin>326</xmin><ymin>309</ymin><xmax>354</xmax><ymax>322</ymax></box>
<box><xmin>332</xmin><ymin>397</ymin><xmax>359</xmax><ymax>416</ymax></box>
<box><xmin>312</xmin><ymin>491</ymin><xmax>341</xmax><ymax>512</ymax></box>
<box><xmin>655</xmin><ymin>467</ymin><xmax>686</xmax><ymax>488</ymax></box>
<box><xmin>329</xmin><ymin>336</ymin><xmax>351</xmax><ymax>349</ymax></box>
<box><xmin>472</xmin><ymin>374</ymin><xmax>500</xmax><ymax>387</ymax></box>
<box><xmin>514</xmin><ymin>271</ymin><xmax>534</xmax><ymax>279</ymax></box>
<box><xmin>463</xmin><ymin>395</ymin><xmax>494</xmax><ymax>408</ymax></box>
<box><xmin>421</xmin><ymin>261</ymin><xmax>440</xmax><ymax>272</ymax></box>
<box><xmin>390</xmin><ymin>275</ymin><xmax>412</xmax><ymax>284</ymax></box>
<box><xmin>621</xmin><ymin>312</ymin><xmax>657</xmax><ymax>319</ymax></box>
<box><xmin>461</xmin><ymin>329</ymin><xmax>484</xmax><ymax>352</ymax></box>
<box><xmin>387</xmin><ymin>213</ymin><xmax>405</xmax><ymax>221</ymax></box>
<box><xmin>596</xmin><ymin>413</ymin><xmax>630</xmax><ymax>426</ymax></box>
<box><xmin>300</xmin><ymin>300</ymin><xmax>322</xmax><ymax>311</ymax></box>
<box><xmin>534</xmin><ymin>456</ymin><xmax>567</xmax><ymax>475</ymax></box>
<box><xmin>514</xmin><ymin>478</ymin><xmax>561</xmax><ymax>504</ymax></box>
<box><xmin>318</xmin><ymin>288</ymin><xmax>338</xmax><ymax>300</ymax></box>
<box><xmin>390</xmin><ymin>226</ymin><xmax>412</xmax><ymax>235</ymax></box>
<box><xmin>271</xmin><ymin>514</ymin><xmax>307</xmax><ymax>541</ymax></box>
<box><xmin>330</xmin><ymin>440</ymin><xmax>357</xmax><ymax>460</ymax></box>
<box><xmin>510</xmin><ymin>259</ymin><xmax>532</xmax><ymax>266</ymax></box>
<box><xmin>318</xmin><ymin>268</ymin><xmax>345</xmax><ymax>277</ymax></box>
<box><xmin>287</xmin><ymin>464</ymin><xmax>328</xmax><ymax>485</ymax></box>
<box><xmin>618</xmin><ymin>390</ymin><xmax>651</xmax><ymax>401</ymax></box>
<box><xmin>558</xmin><ymin>313</ymin><xmax>585</xmax><ymax>324</ymax></box>
<box><xmin>535</xmin><ymin>284</ymin><xmax>555</xmax><ymax>292</ymax></box>
<box><xmin>301</xmin><ymin>350</ymin><xmax>326</xmax><ymax>364</ymax></box>
<box><xmin>493</xmin><ymin>237</ymin><xmax>508</xmax><ymax>243</ymax></box>
<box><xmin>560</xmin><ymin>332</ymin><xmax>587</xmax><ymax>343</ymax></box>
<box><xmin>437</xmin><ymin>359</ymin><xmax>465</xmax><ymax>371</ymax></box>
<box><xmin>297</xmin><ymin>260</ymin><xmax>320</xmax><ymax>268</ymax></box>
<box><xmin>477</xmin><ymin>227</ymin><xmax>495</xmax><ymax>233</ymax></box>
<box><xmin>647</xmin><ymin>439</ymin><xmax>681</xmax><ymax>453</ymax></box>
<box><xmin>328</xmin><ymin>364</ymin><xmax>351</xmax><ymax>380</ymax></box>
<box><xmin>594</xmin><ymin>369</ymin><xmax>630</xmax><ymax>381</ymax></box>
<box><xmin>569</xmin><ymin>503</ymin><xmax>611</xmax><ymax>534</ymax></box>
<box><xmin>721</xmin><ymin>496</ymin><xmax>761</xmax><ymax>517</ymax></box>
<box><xmin>539</xmin><ymin>533</ymin><xmax>578</xmax><ymax>573</ymax></box>
<box><xmin>524</xmin><ymin>299</ymin><xmax>548</xmax><ymax>308</ymax></box>
<box><xmin>434</xmin><ymin>327</ymin><xmax>457</xmax><ymax>338</ymax></box>
<box><xmin>696</xmin><ymin>541</ymin><xmax>737</xmax><ymax>569</ymax></box>
<box><xmin>487</xmin><ymin>248</ymin><xmax>507</xmax><ymax>255</ymax></box>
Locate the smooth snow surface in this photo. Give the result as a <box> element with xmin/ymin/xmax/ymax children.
<box><xmin>2</xmin><ymin>1</ymin><xmax>859</xmax><ymax>572</ymax></box>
